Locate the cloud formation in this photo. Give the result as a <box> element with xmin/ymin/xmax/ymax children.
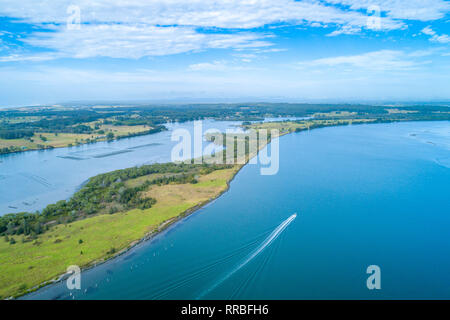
<box><xmin>22</xmin><ymin>25</ymin><xmax>272</xmax><ymax>59</ymax></box>
<box><xmin>325</xmin><ymin>0</ymin><xmax>450</xmax><ymax>20</ymax></box>
<box><xmin>421</xmin><ymin>26</ymin><xmax>450</xmax><ymax>43</ymax></box>
<box><xmin>3</xmin><ymin>0</ymin><xmax>446</xmax><ymax>60</ymax></box>
<box><xmin>296</xmin><ymin>49</ymin><xmax>434</xmax><ymax>71</ymax></box>
<box><xmin>0</xmin><ymin>0</ymin><xmax>405</xmax><ymax>28</ymax></box>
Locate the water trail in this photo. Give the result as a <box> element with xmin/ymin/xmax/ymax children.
<box><xmin>197</xmin><ymin>213</ymin><xmax>297</xmax><ymax>299</ymax></box>
<box><xmin>230</xmin><ymin>227</ymin><xmax>284</xmax><ymax>299</ymax></box>
<box><xmin>148</xmin><ymin>230</ymin><xmax>272</xmax><ymax>300</ymax></box>
<box><xmin>230</xmin><ymin>238</ymin><xmax>273</xmax><ymax>299</ymax></box>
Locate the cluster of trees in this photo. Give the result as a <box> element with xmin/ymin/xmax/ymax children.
<box><xmin>111</xmin><ymin>125</ymin><xmax>167</xmax><ymax>142</ymax></box>
<box><xmin>0</xmin><ymin>129</ymin><xmax>34</xmax><ymax>139</ymax></box>
<box><xmin>0</xmin><ymin>110</ymin><xmax>102</xmax><ymax>135</ymax></box>
<box><xmin>2</xmin><ymin>104</ymin><xmax>449</xmax><ymax>145</ymax></box>
<box><xmin>0</xmin><ymin>212</ymin><xmax>45</xmax><ymax>235</ymax></box>
<box><xmin>0</xmin><ymin>109</ymin><xmax>162</xmax><ymax>143</ymax></box>
<box><xmin>0</xmin><ymin>109</ymin><xmax>170</xmax><ymax>154</ymax></box>
<box><xmin>70</xmin><ymin>124</ymin><xmax>93</xmax><ymax>134</ymax></box>
<box><xmin>86</xmin><ymin>162</ymin><xmax>230</xmax><ymax>190</ymax></box>
<box><xmin>0</xmin><ymin>162</ymin><xmax>233</xmax><ymax>240</ymax></box>
<box><xmin>0</xmin><ymin>146</ymin><xmax>23</xmax><ymax>154</ymax></box>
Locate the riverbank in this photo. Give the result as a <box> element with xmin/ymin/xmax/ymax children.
<box><xmin>2</xmin><ymin>119</ymin><xmax>272</xmax><ymax>299</ymax></box>
<box><xmin>0</xmin><ymin>125</ymin><xmax>166</xmax><ymax>156</ymax></box>
<box><xmin>3</xmin><ymin>117</ymin><xmax>449</xmax><ymax>299</ymax></box>
<box><xmin>1</xmin><ymin>165</ymin><xmax>243</xmax><ymax>299</ymax></box>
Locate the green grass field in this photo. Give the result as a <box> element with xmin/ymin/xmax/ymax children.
<box><xmin>0</xmin><ymin>167</ymin><xmax>239</xmax><ymax>299</ymax></box>
<box><xmin>246</xmin><ymin>118</ymin><xmax>376</xmax><ymax>133</ymax></box>
<box><xmin>0</xmin><ymin>124</ymin><xmax>152</xmax><ymax>152</ymax></box>
<box><xmin>0</xmin><ymin>118</ymin><xmax>380</xmax><ymax>299</ymax></box>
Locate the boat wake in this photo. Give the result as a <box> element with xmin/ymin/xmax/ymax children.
<box><xmin>197</xmin><ymin>213</ymin><xmax>297</xmax><ymax>299</ymax></box>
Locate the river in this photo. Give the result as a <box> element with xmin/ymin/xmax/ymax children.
<box><xmin>23</xmin><ymin>121</ymin><xmax>450</xmax><ymax>299</ymax></box>
<box><xmin>0</xmin><ymin>120</ymin><xmax>247</xmax><ymax>215</ymax></box>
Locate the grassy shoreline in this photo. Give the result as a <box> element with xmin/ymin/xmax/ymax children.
<box><xmin>19</xmin><ymin>165</ymin><xmax>245</xmax><ymax>300</ymax></box>
<box><xmin>0</xmin><ymin>125</ymin><xmax>166</xmax><ymax>156</ymax></box>
<box><xmin>2</xmin><ymin>166</ymin><xmax>242</xmax><ymax>299</ymax></box>
<box><xmin>2</xmin><ymin>117</ymin><xmax>449</xmax><ymax>299</ymax></box>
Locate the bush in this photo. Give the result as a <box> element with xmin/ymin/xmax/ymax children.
<box><xmin>106</xmin><ymin>132</ymin><xmax>115</xmax><ymax>140</ymax></box>
<box><xmin>109</xmin><ymin>207</ymin><xmax>118</xmax><ymax>214</ymax></box>
<box><xmin>18</xmin><ymin>284</ymin><xmax>27</xmax><ymax>292</ymax></box>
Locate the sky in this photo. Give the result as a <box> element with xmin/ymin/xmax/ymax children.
<box><xmin>0</xmin><ymin>0</ymin><xmax>449</xmax><ymax>107</ymax></box>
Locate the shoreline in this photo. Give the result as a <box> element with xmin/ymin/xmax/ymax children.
<box><xmin>19</xmin><ymin>163</ymin><xmax>246</xmax><ymax>300</ymax></box>
<box><xmin>11</xmin><ymin>118</ymin><xmax>450</xmax><ymax>299</ymax></box>
<box><xmin>0</xmin><ymin>126</ymin><xmax>167</xmax><ymax>157</ymax></box>
<box><xmin>0</xmin><ymin>116</ymin><xmax>300</xmax><ymax>157</ymax></box>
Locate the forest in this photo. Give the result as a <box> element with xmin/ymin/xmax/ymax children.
<box><xmin>1</xmin><ymin>103</ymin><xmax>449</xmax><ymax>145</ymax></box>
<box><xmin>0</xmin><ymin>162</ymin><xmax>233</xmax><ymax>243</ymax></box>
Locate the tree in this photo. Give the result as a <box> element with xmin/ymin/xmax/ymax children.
<box><xmin>106</xmin><ymin>132</ymin><xmax>115</xmax><ymax>140</ymax></box>
<box><xmin>34</xmin><ymin>222</ymin><xmax>42</xmax><ymax>235</ymax></box>
<box><xmin>6</xmin><ymin>221</ymin><xmax>15</xmax><ymax>235</ymax></box>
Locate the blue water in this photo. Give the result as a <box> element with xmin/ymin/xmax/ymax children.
<box><xmin>0</xmin><ymin>120</ymin><xmax>243</xmax><ymax>215</ymax></box>
<box><xmin>24</xmin><ymin>121</ymin><xmax>450</xmax><ymax>299</ymax></box>
<box><xmin>0</xmin><ymin>117</ymin><xmax>300</xmax><ymax>215</ymax></box>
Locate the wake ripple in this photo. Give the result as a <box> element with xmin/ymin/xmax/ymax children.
<box><xmin>197</xmin><ymin>213</ymin><xmax>297</xmax><ymax>299</ymax></box>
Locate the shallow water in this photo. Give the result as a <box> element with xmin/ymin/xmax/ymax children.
<box><xmin>24</xmin><ymin>121</ymin><xmax>450</xmax><ymax>299</ymax></box>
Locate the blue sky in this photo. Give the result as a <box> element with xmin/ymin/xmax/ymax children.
<box><xmin>0</xmin><ymin>0</ymin><xmax>449</xmax><ymax>107</ymax></box>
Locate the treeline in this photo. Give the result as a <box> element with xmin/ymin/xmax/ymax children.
<box><xmin>0</xmin><ymin>129</ymin><xmax>34</xmax><ymax>139</ymax></box>
<box><xmin>0</xmin><ymin>162</ymin><xmax>232</xmax><ymax>241</ymax></box>
<box><xmin>114</xmin><ymin>125</ymin><xmax>167</xmax><ymax>141</ymax></box>
<box><xmin>2</xmin><ymin>104</ymin><xmax>449</xmax><ymax>140</ymax></box>
<box><xmin>0</xmin><ymin>146</ymin><xmax>22</xmax><ymax>154</ymax></box>
<box><xmin>86</xmin><ymin>162</ymin><xmax>231</xmax><ymax>189</ymax></box>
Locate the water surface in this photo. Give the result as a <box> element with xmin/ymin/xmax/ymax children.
<box><xmin>25</xmin><ymin>121</ymin><xmax>450</xmax><ymax>299</ymax></box>
<box><xmin>0</xmin><ymin>120</ymin><xmax>242</xmax><ymax>214</ymax></box>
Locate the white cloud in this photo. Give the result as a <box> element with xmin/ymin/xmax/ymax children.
<box><xmin>188</xmin><ymin>59</ymin><xmax>260</xmax><ymax>71</ymax></box>
<box><xmin>421</xmin><ymin>26</ymin><xmax>450</xmax><ymax>43</ymax></box>
<box><xmin>0</xmin><ymin>0</ymin><xmax>404</xmax><ymax>29</ymax></box>
<box><xmin>7</xmin><ymin>25</ymin><xmax>271</xmax><ymax>60</ymax></box>
<box><xmin>0</xmin><ymin>1</ymin><xmax>448</xmax><ymax>61</ymax></box>
<box><xmin>327</xmin><ymin>25</ymin><xmax>362</xmax><ymax>36</ymax></box>
<box><xmin>422</xmin><ymin>26</ymin><xmax>437</xmax><ymax>36</ymax></box>
<box><xmin>0</xmin><ymin>0</ymin><xmax>408</xmax><ymax>60</ymax></box>
<box><xmin>0</xmin><ymin>53</ymin><xmax>61</xmax><ymax>62</ymax></box>
<box><xmin>296</xmin><ymin>49</ymin><xmax>432</xmax><ymax>71</ymax></box>
<box><xmin>231</xmin><ymin>53</ymin><xmax>260</xmax><ymax>63</ymax></box>
<box><xmin>324</xmin><ymin>0</ymin><xmax>450</xmax><ymax>21</ymax></box>
<box><xmin>188</xmin><ymin>61</ymin><xmax>229</xmax><ymax>72</ymax></box>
